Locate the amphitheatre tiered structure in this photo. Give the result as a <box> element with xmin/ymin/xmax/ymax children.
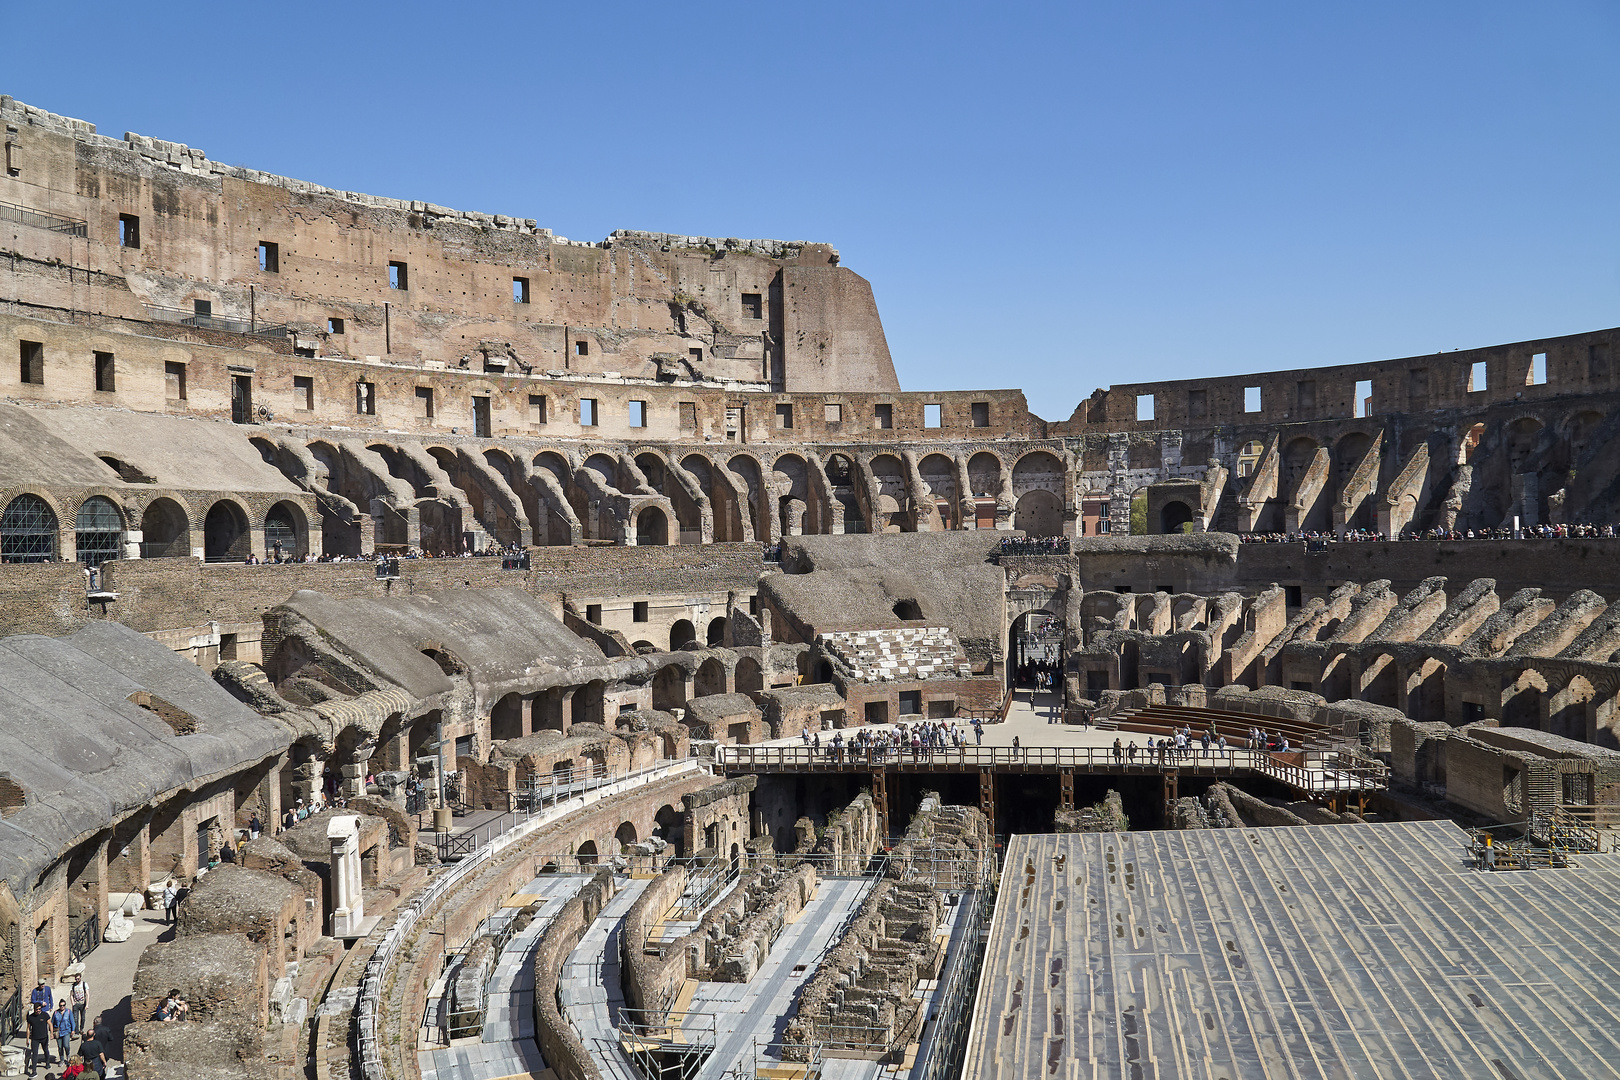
<box><xmin>4</xmin><ymin>94</ymin><xmax>1620</xmax><ymax>1080</ymax></box>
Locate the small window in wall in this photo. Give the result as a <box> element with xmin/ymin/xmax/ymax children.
<box><xmin>629</xmin><ymin>400</ymin><xmax>646</xmax><ymax>428</ymax></box>
<box><xmin>455</xmin><ymin>735</ymin><xmax>473</xmax><ymax>760</ymax></box>
<box><xmin>1136</xmin><ymin>394</ymin><xmax>1154</xmax><ymax>421</ymax></box>
<box><xmin>679</xmin><ymin>401</ymin><xmax>697</xmax><ymax>432</ymax></box>
<box><xmin>874</xmin><ymin>403</ymin><xmax>893</xmax><ymax>429</ymax></box>
<box><xmin>749</xmin><ymin>594</ymin><xmax>759</xmax><ymax>616</ymax></box>
<box><xmin>356</xmin><ymin>381</ymin><xmax>375</xmax><ymax>415</ymax></box>
<box><xmin>1408</xmin><ymin>368</ymin><xmax>1429</xmax><ymax>399</ymax></box>
<box><xmin>1353</xmin><ymin>379</ymin><xmax>1372</xmax><ymax>417</ymax></box>
<box><xmin>633</xmin><ymin>601</ymin><xmax>649</xmax><ymax>622</ymax></box>
<box><xmin>293</xmin><ymin>375</ymin><xmax>314</xmax><ymax>411</ymax></box>
<box><xmin>416</xmin><ymin>386</ymin><xmax>434</xmax><ymax>419</ymax></box>
<box><xmin>580</xmin><ymin>398</ymin><xmax>598</xmax><ymax>426</ymax></box>
<box><xmin>165</xmin><ymin>361</ymin><xmax>187</xmax><ymax>401</ymax></box>
<box><xmin>689</xmin><ymin>347</ymin><xmax>703</xmax><ymax>367</ymax></box>
<box><xmin>193</xmin><ymin>298</ymin><xmax>212</xmax><ymax>320</ymax></box>
<box><xmin>1468</xmin><ymin>360</ymin><xmax>1487</xmax><ymax>392</ymax></box>
<box><xmin>575</xmin><ymin>340</ymin><xmax>589</xmax><ymax>357</ymax></box>
<box><xmin>1188</xmin><ymin>388</ymin><xmax>1207</xmax><ymax>419</ymax></box>
<box><xmin>19</xmin><ymin>340</ymin><xmax>43</xmax><ymax>385</ymax></box>
<box><xmin>388</xmin><ymin>261</ymin><xmax>408</xmax><ymax>290</ymax></box>
<box><xmin>530</xmin><ymin>394</ymin><xmax>547</xmax><ymax>426</ymax></box>
<box><xmin>741</xmin><ymin>292</ymin><xmax>763</xmax><ymax>319</ymax></box>
<box><xmin>1529</xmin><ymin>352</ymin><xmax>1548</xmax><ymax>385</ymax></box>
<box><xmin>725</xmin><ymin>406</ymin><xmax>745</xmax><ymax>442</ymax></box>
<box><xmin>513</xmin><ymin>276</ymin><xmax>530</xmax><ymax>304</ymax></box>
<box><xmin>473</xmin><ymin>395</ymin><xmax>491</xmax><ymax>437</ymax></box>
<box><xmin>94</xmin><ymin>351</ymin><xmax>115</xmax><ymax>392</ymax></box>
<box><xmin>1296</xmin><ymin>380</ymin><xmax>1315</xmax><ymax>410</ymax></box>
<box><xmin>824</xmin><ymin>402</ymin><xmax>843</xmax><ymax>424</ymax></box>
<box><xmin>1284</xmin><ymin>585</ymin><xmax>1302</xmax><ymax>607</ymax></box>
<box><xmin>971</xmin><ymin>401</ymin><xmax>990</xmax><ymax>427</ymax></box>
<box><xmin>586</xmin><ymin>604</ymin><xmax>602</xmax><ymax>624</ymax></box>
<box><xmin>864</xmin><ymin>700</ymin><xmax>889</xmax><ymax>724</ymax></box>
<box><xmin>1589</xmin><ymin>344</ymin><xmax>1610</xmax><ymax>381</ymax></box>
<box><xmin>924</xmin><ymin>403</ymin><xmax>942</xmax><ymax>428</ymax></box>
<box><xmin>1244</xmin><ymin>386</ymin><xmax>1261</xmax><ymax>413</ymax></box>
<box><xmin>258</xmin><ymin>241</ymin><xmax>279</xmax><ymax>273</ymax></box>
<box><xmin>118</xmin><ymin>213</ymin><xmax>140</xmax><ymax>249</ymax></box>
<box><xmin>328</xmin><ymin>317</ymin><xmax>345</xmax><ymax>335</ymax></box>
<box><xmin>775</xmin><ymin>403</ymin><xmax>793</xmax><ymax>429</ymax></box>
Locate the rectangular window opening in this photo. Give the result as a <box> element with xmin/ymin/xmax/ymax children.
<box><xmin>513</xmin><ymin>276</ymin><xmax>530</xmax><ymax>304</ymax></box>
<box><xmin>689</xmin><ymin>347</ymin><xmax>703</xmax><ymax>366</ymax></box>
<box><xmin>94</xmin><ymin>351</ymin><xmax>115</xmax><ymax>393</ymax></box>
<box><xmin>193</xmin><ymin>298</ymin><xmax>212</xmax><ymax>321</ymax></box>
<box><xmin>118</xmin><ymin>213</ymin><xmax>140</xmax><ymax>249</ymax></box>
<box><xmin>19</xmin><ymin>340</ymin><xmax>43</xmax><ymax>385</ymax></box>
<box><xmin>679</xmin><ymin>401</ymin><xmax>697</xmax><ymax>432</ymax></box>
<box><xmin>328</xmin><ymin>317</ymin><xmax>345</xmax><ymax>335</ymax></box>
<box><xmin>415</xmin><ymin>385</ymin><xmax>434</xmax><ymax>419</ymax></box>
<box><xmin>629</xmin><ymin>400</ymin><xmax>646</xmax><ymax>428</ymax></box>
<box><xmin>971</xmin><ymin>401</ymin><xmax>989</xmax><ymax>427</ymax></box>
<box><xmin>924</xmin><ymin>403</ymin><xmax>942</xmax><ymax>428</ymax></box>
<box><xmin>165</xmin><ymin>361</ymin><xmax>187</xmax><ymax>401</ymax></box>
<box><xmin>1353</xmin><ymin>379</ymin><xmax>1372</xmax><ymax>418</ymax></box>
<box><xmin>258</xmin><ymin>241</ymin><xmax>279</xmax><ymax>273</ymax></box>
<box><xmin>356</xmin><ymin>381</ymin><xmax>375</xmax><ymax>415</ymax></box>
<box><xmin>388</xmin><ymin>261</ymin><xmax>408</xmax><ymax>290</ymax></box>
<box><xmin>231</xmin><ymin>374</ymin><xmax>253</xmax><ymax>424</ymax></box>
<box><xmin>1468</xmin><ymin>360</ymin><xmax>1487</xmax><ymax>393</ymax></box>
<box><xmin>633</xmin><ymin>601</ymin><xmax>649</xmax><ymax>623</ymax></box>
<box><xmin>586</xmin><ymin>604</ymin><xmax>602</xmax><ymax>624</ymax></box>
<box><xmin>529</xmin><ymin>394</ymin><xmax>547</xmax><ymax>426</ymax></box>
<box><xmin>1136</xmin><ymin>394</ymin><xmax>1154</xmax><ymax>422</ymax></box>
<box><xmin>1529</xmin><ymin>352</ymin><xmax>1548</xmax><ymax>386</ymax></box>
<box><xmin>874</xmin><ymin>403</ymin><xmax>893</xmax><ymax>430</ymax></box>
<box><xmin>293</xmin><ymin>375</ymin><xmax>314</xmax><ymax>411</ymax></box>
<box><xmin>775</xmin><ymin>402</ymin><xmax>793</xmax><ymax>429</ymax></box>
<box><xmin>1296</xmin><ymin>380</ymin><xmax>1316</xmax><ymax>411</ymax></box>
<box><xmin>824</xmin><ymin>402</ymin><xmax>842</xmax><ymax>424</ymax></box>
<box><xmin>1243</xmin><ymin>386</ymin><xmax>1261</xmax><ymax>413</ymax></box>
<box><xmin>1188</xmin><ymin>388</ymin><xmax>1207</xmax><ymax>420</ymax></box>
<box><xmin>741</xmin><ymin>292</ymin><xmax>763</xmax><ymax>319</ymax></box>
<box><xmin>473</xmin><ymin>395</ymin><xmax>491</xmax><ymax>437</ymax></box>
<box><xmin>575</xmin><ymin>340</ymin><xmax>589</xmax><ymax>357</ymax></box>
<box><xmin>580</xmin><ymin>398</ymin><xmax>598</xmax><ymax>427</ymax></box>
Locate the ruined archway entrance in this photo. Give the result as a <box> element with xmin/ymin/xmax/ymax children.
<box><xmin>1159</xmin><ymin>500</ymin><xmax>1194</xmax><ymax>534</ymax></box>
<box><xmin>635</xmin><ymin>506</ymin><xmax>669</xmax><ymax>546</ymax></box>
<box><xmin>203</xmin><ymin>500</ymin><xmax>251</xmax><ymax>562</ymax></box>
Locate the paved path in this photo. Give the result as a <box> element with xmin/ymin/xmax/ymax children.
<box><xmin>417</xmin><ymin>873</ymin><xmax>588</xmax><ymax>1080</ymax></box>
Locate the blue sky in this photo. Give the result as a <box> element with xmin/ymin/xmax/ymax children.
<box><xmin>7</xmin><ymin>2</ymin><xmax>1617</xmax><ymax>420</ymax></box>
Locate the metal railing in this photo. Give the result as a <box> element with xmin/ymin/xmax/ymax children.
<box><xmin>618</xmin><ymin>1008</ymin><xmax>716</xmax><ymax>1080</ymax></box>
<box><xmin>0</xmin><ymin>200</ymin><xmax>87</xmax><ymax>236</ymax></box>
<box><xmin>0</xmin><ymin>990</ymin><xmax>18</xmax><ymax>1047</ymax></box>
<box><xmin>915</xmin><ymin>888</ymin><xmax>992</xmax><ymax>1080</ymax></box>
<box><xmin>355</xmin><ymin>756</ymin><xmax>706</xmax><ymax>1080</ymax></box>
<box><xmin>68</xmin><ymin>913</ymin><xmax>100</xmax><ymax>964</ymax></box>
<box><xmin>143</xmin><ymin>304</ymin><xmax>288</xmax><ymax>337</ymax></box>
<box><xmin>715</xmin><ymin>743</ymin><xmax>1388</xmax><ymax>792</ymax></box>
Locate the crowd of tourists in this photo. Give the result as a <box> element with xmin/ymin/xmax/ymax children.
<box><xmin>22</xmin><ymin>970</ymin><xmax>108</xmax><ymax>1078</ymax></box>
<box><xmin>1109</xmin><ymin>724</ymin><xmax>1293</xmax><ymax>765</ymax></box>
<box><xmin>1241</xmin><ymin>523</ymin><xmax>1620</xmax><ymax>544</ymax></box>
<box><xmin>801</xmin><ymin>717</ymin><xmax>986</xmax><ymax>762</ymax></box>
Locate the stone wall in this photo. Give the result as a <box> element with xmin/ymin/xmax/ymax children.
<box><xmin>532</xmin><ymin>870</ymin><xmax>618</xmax><ymax>1080</ymax></box>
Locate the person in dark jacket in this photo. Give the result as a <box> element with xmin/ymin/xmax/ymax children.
<box><xmin>26</xmin><ymin>1002</ymin><xmax>53</xmax><ymax>1074</ymax></box>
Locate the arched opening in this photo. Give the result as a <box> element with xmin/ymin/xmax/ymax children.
<box><xmin>1013</xmin><ymin>489</ymin><xmax>1062</xmax><ymax>537</ymax></box>
<box><xmin>893</xmin><ymin>599</ymin><xmax>923</xmax><ymax>621</ymax></box>
<box><xmin>670</xmin><ymin>620</ymin><xmax>696</xmax><ymax>650</ymax></box>
<box><xmin>1236</xmin><ymin>441</ymin><xmax>1265</xmax><ymax>479</ymax></box>
<box><xmin>1159</xmin><ymin>500</ymin><xmax>1194</xmax><ymax>535</ymax></box>
<box><xmin>1460</xmin><ymin>423</ymin><xmax>1486</xmax><ymax>465</ymax></box>
<box><xmin>695</xmin><ymin>658</ymin><xmax>727</xmax><ymax>697</ymax></box>
<box><xmin>74</xmin><ymin>496</ymin><xmax>123</xmax><ymax>567</ymax></box>
<box><xmin>577</xmin><ymin>681</ymin><xmax>606</xmax><ymax>726</ymax></box>
<box><xmin>735</xmin><ymin>657</ymin><xmax>763</xmax><ymax>699</ymax></box>
<box><xmin>869</xmin><ymin>454</ymin><xmax>909</xmax><ymax>532</ymax></box>
<box><xmin>576</xmin><ymin>839</ymin><xmax>598</xmax><ymax>866</ymax></box>
<box><xmin>654</xmin><ymin>804</ymin><xmax>684</xmax><ymax>857</ymax></box>
<box><xmin>706</xmin><ymin>617</ymin><xmax>727</xmax><ymax>647</ymax></box>
<box><xmin>631</xmin><ymin>640</ymin><xmax>657</xmax><ymax>654</ymax></box>
<box><xmin>918</xmin><ymin>454</ymin><xmax>958</xmax><ymax>530</ymax></box>
<box><xmin>490</xmin><ymin>693</ymin><xmax>524</xmax><ymax>743</ymax></box>
<box><xmin>1008</xmin><ymin>610</ymin><xmax>1063</xmax><ymax>692</ymax></box>
<box><xmin>729</xmin><ymin>842</ymin><xmax>741</xmax><ymax>878</ymax></box>
<box><xmin>635</xmin><ymin>506</ymin><xmax>669</xmax><ymax>546</ymax></box>
<box><xmin>967</xmin><ymin>452</ymin><xmax>1003</xmax><ymax>530</ymax></box>
<box><xmin>1551</xmin><ymin>677</ymin><xmax>1596</xmax><ymax>742</ymax></box>
<box><xmin>203</xmin><ymin>500</ymin><xmax>251</xmax><ymax>562</ymax></box>
<box><xmin>727</xmin><ymin>455</ymin><xmax>768</xmax><ymax>542</ymax></box>
<box><xmin>140</xmin><ymin>498</ymin><xmax>189</xmax><ymax>559</ymax></box>
<box><xmin>772</xmin><ymin>453</ymin><xmax>817</xmax><ymax>536</ymax></box>
<box><xmin>615</xmin><ymin>821</ymin><xmax>638</xmax><ymax>853</ymax></box>
<box><xmin>653</xmin><ymin>664</ymin><xmax>688</xmax><ymax>711</ymax></box>
<box><xmin>264</xmin><ymin>500</ymin><xmax>307</xmax><ymax>561</ymax></box>
<box><xmin>825</xmin><ymin>454</ymin><xmax>864</xmax><ymax>534</ymax></box>
<box><xmin>0</xmin><ymin>494</ymin><xmax>58</xmax><ymax>563</ymax></box>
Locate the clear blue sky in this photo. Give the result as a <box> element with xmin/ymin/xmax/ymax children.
<box><xmin>7</xmin><ymin>2</ymin><xmax>1617</xmax><ymax>420</ymax></box>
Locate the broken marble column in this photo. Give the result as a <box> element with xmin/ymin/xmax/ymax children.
<box><xmin>328</xmin><ymin>815</ymin><xmax>364</xmax><ymax>936</ymax></box>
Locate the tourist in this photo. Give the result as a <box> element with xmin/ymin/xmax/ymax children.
<box><xmin>162</xmin><ymin>881</ymin><xmax>178</xmax><ymax>925</ymax></box>
<box><xmin>1112</xmin><ymin>737</ymin><xmax>1123</xmax><ymax>764</ymax></box>
<box><xmin>52</xmin><ymin>1000</ymin><xmax>75</xmax><ymax>1065</ymax></box>
<box><xmin>248</xmin><ymin>814</ymin><xmax>261</xmax><ymax>840</ymax></box>
<box><xmin>1011</xmin><ymin>735</ymin><xmax>1021</xmax><ymax>759</ymax></box>
<box><xmin>77</xmin><ymin>1025</ymin><xmax>106</xmax><ymax>1079</ymax></box>
<box><xmin>31</xmin><ymin>977</ymin><xmax>53</xmax><ymax>1012</ymax></box>
<box><xmin>68</xmin><ymin>973</ymin><xmax>87</xmax><ymax>1032</ymax></box>
<box><xmin>27</xmin><ymin>1002</ymin><xmax>52</xmax><ymax>1074</ymax></box>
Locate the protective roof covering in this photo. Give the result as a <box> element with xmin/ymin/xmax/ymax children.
<box><xmin>273</xmin><ymin>588</ymin><xmax>615</xmax><ymax>700</ymax></box>
<box><xmin>0</xmin><ymin>621</ymin><xmax>290</xmax><ymax>895</ymax></box>
<box><xmin>967</xmin><ymin>821</ymin><xmax>1620</xmax><ymax>1080</ymax></box>
<box><xmin>0</xmin><ymin>401</ymin><xmax>302</xmax><ymax>493</ymax></box>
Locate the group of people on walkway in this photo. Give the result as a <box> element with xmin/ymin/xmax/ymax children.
<box><xmin>801</xmin><ymin>717</ymin><xmax>986</xmax><ymax>762</ymax></box>
<box><xmin>1109</xmin><ymin>724</ymin><xmax>1293</xmax><ymax>765</ymax></box>
<box><xmin>23</xmin><ymin>972</ymin><xmax>106</xmax><ymax>1078</ymax></box>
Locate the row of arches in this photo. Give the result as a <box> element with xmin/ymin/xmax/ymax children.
<box><xmin>0</xmin><ymin>491</ymin><xmax>312</xmax><ymax>565</ymax></box>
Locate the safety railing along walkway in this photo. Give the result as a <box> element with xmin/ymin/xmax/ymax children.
<box><xmin>715</xmin><ymin>743</ymin><xmax>1388</xmax><ymax>792</ymax></box>
<box><xmin>355</xmin><ymin>756</ymin><xmax>707</xmax><ymax>1080</ymax></box>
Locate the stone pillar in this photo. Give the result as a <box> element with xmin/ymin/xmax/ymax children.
<box><xmin>328</xmin><ymin>815</ymin><xmax>364</xmax><ymax>936</ymax></box>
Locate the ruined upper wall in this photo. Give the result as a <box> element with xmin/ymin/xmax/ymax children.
<box><xmin>0</xmin><ymin>95</ymin><xmax>899</xmax><ymax>394</ymax></box>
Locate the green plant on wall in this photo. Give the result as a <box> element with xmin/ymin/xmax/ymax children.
<box><xmin>1130</xmin><ymin>490</ymin><xmax>1147</xmax><ymax>535</ymax></box>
